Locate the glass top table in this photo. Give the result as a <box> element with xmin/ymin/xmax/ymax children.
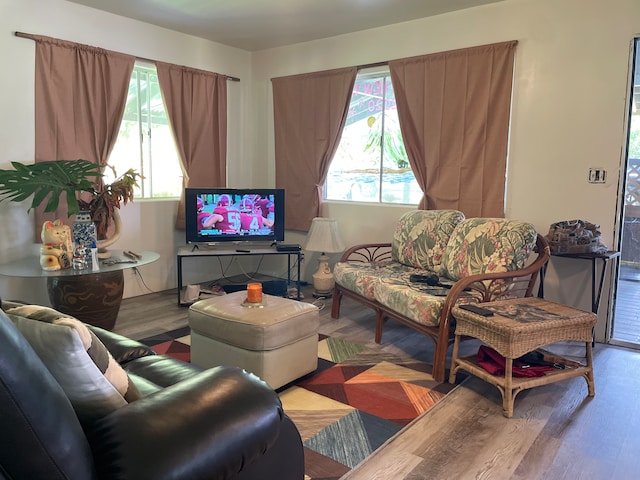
<box><xmin>0</xmin><ymin>250</ymin><xmax>159</xmax><ymax>277</ymax></box>
<box><xmin>0</xmin><ymin>250</ymin><xmax>160</xmax><ymax>330</ymax></box>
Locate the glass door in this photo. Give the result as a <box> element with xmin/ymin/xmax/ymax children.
<box><xmin>612</xmin><ymin>38</ymin><xmax>640</xmax><ymax>347</ymax></box>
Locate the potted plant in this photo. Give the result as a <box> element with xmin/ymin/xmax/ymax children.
<box><xmin>0</xmin><ymin>159</ymin><xmax>141</xmax><ymax>239</ymax></box>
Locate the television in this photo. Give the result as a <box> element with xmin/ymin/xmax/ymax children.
<box><xmin>185</xmin><ymin>188</ymin><xmax>285</xmax><ymax>245</ymax></box>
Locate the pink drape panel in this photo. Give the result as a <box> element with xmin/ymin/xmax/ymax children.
<box><xmin>272</xmin><ymin>67</ymin><xmax>357</xmax><ymax>231</ymax></box>
<box><xmin>31</xmin><ymin>34</ymin><xmax>135</xmax><ymax>234</ymax></box>
<box><xmin>156</xmin><ymin>62</ymin><xmax>227</xmax><ymax>230</ymax></box>
<box><xmin>390</xmin><ymin>41</ymin><xmax>516</xmax><ymax>217</ymax></box>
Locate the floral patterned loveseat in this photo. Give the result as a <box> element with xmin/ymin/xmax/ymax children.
<box><xmin>331</xmin><ymin>210</ymin><xmax>550</xmax><ymax>382</ymax></box>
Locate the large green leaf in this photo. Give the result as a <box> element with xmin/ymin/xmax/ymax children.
<box><xmin>0</xmin><ymin>160</ymin><xmax>103</xmax><ymax>217</ymax></box>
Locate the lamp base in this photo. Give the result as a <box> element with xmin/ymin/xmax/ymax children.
<box><xmin>312</xmin><ymin>290</ymin><xmax>333</xmax><ymax>299</ymax></box>
<box><xmin>312</xmin><ymin>254</ymin><xmax>335</xmax><ymax>299</ymax></box>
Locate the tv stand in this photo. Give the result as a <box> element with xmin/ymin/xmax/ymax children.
<box><xmin>176</xmin><ymin>246</ymin><xmax>302</xmax><ymax>306</ymax></box>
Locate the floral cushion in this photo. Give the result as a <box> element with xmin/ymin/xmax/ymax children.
<box><xmin>334</xmin><ymin>260</ymin><xmax>389</xmax><ymax>300</ymax></box>
<box><xmin>439</xmin><ymin>218</ymin><xmax>537</xmax><ymax>281</ymax></box>
<box><xmin>373</xmin><ymin>275</ymin><xmax>478</xmax><ymax>327</ymax></box>
<box><xmin>334</xmin><ymin>260</ymin><xmax>438</xmax><ymax>300</ymax></box>
<box><xmin>373</xmin><ymin>280</ymin><xmax>447</xmax><ymax>327</ymax></box>
<box><xmin>336</xmin><ymin>215</ymin><xmax>537</xmax><ymax>329</ymax></box>
<box><xmin>336</xmin><ymin>259</ymin><xmax>472</xmax><ymax>327</ymax></box>
<box><xmin>391</xmin><ymin>210</ymin><xmax>465</xmax><ymax>271</ymax></box>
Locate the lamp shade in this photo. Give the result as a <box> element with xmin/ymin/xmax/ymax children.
<box><xmin>304</xmin><ymin>218</ymin><xmax>345</xmax><ymax>254</ymax></box>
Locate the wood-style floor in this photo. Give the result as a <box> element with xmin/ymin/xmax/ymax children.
<box><xmin>613</xmin><ymin>266</ymin><xmax>640</xmax><ymax>344</ymax></box>
<box><xmin>115</xmin><ymin>288</ymin><xmax>640</xmax><ymax>480</ymax></box>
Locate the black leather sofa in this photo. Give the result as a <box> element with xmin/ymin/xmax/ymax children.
<box><xmin>0</xmin><ymin>304</ymin><xmax>304</xmax><ymax>479</ymax></box>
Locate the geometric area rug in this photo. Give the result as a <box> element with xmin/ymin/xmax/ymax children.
<box><xmin>139</xmin><ymin>328</ymin><xmax>455</xmax><ymax>480</ymax></box>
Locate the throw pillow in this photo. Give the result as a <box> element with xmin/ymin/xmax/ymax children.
<box><xmin>391</xmin><ymin>210</ymin><xmax>465</xmax><ymax>271</ymax></box>
<box><xmin>6</xmin><ymin>305</ymin><xmax>142</xmax><ymax>424</ymax></box>
<box><xmin>439</xmin><ymin>218</ymin><xmax>537</xmax><ymax>281</ymax></box>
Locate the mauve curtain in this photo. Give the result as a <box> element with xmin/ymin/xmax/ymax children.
<box><xmin>390</xmin><ymin>41</ymin><xmax>517</xmax><ymax>217</ymax></box>
<box><xmin>156</xmin><ymin>62</ymin><xmax>227</xmax><ymax>229</ymax></box>
<box><xmin>31</xmin><ymin>34</ymin><xmax>135</xmax><ymax>234</ymax></box>
<box><xmin>272</xmin><ymin>67</ymin><xmax>357</xmax><ymax>231</ymax></box>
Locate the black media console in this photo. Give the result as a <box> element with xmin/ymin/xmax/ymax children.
<box><xmin>176</xmin><ymin>245</ymin><xmax>302</xmax><ymax>306</ymax></box>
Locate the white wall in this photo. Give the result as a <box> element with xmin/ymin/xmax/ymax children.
<box><xmin>251</xmin><ymin>0</ymin><xmax>640</xmax><ymax>336</ymax></box>
<box><xmin>2</xmin><ymin>0</ymin><xmax>639</xmax><ymax>337</ymax></box>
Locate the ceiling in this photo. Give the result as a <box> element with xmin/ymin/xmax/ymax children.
<box><xmin>67</xmin><ymin>0</ymin><xmax>504</xmax><ymax>52</ymax></box>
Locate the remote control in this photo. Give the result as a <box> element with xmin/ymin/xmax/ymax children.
<box><xmin>459</xmin><ymin>304</ymin><xmax>494</xmax><ymax>316</ymax></box>
<box><xmin>409</xmin><ymin>274</ymin><xmax>439</xmax><ymax>285</ymax></box>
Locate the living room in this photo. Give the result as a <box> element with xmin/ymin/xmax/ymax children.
<box><xmin>1</xmin><ymin>0</ymin><xmax>640</xmax><ymax>478</ymax></box>
<box><xmin>0</xmin><ymin>0</ymin><xmax>637</xmax><ymax>339</ymax></box>
<box><xmin>0</xmin><ymin>0</ymin><xmax>640</xmax><ymax>336</ymax></box>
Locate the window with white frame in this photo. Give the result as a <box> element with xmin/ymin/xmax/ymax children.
<box><xmin>324</xmin><ymin>68</ymin><xmax>422</xmax><ymax>204</ymax></box>
<box><xmin>107</xmin><ymin>62</ymin><xmax>183</xmax><ymax>198</ymax></box>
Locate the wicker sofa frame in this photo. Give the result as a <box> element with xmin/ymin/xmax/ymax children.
<box><xmin>331</xmin><ymin>234</ymin><xmax>550</xmax><ymax>383</ymax></box>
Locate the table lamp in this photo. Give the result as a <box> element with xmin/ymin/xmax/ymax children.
<box><xmin>304</xmin><ymin>217</ymin><xmax>345</xmax><ymax>298</ymax></box>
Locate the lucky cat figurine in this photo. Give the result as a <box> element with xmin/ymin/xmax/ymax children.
<box><xmin>40</xmin><ymin>220</ymin><xmax>73</xmax><ymax>271</ymax></box>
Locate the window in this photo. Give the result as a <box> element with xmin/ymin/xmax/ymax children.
<box><xmin>325</xmin><ymin>68</ymin><xmax>422</xmax><ymax>204</ymax></box>
<box><xmin>107</xmin><ymin>62</ymin><xmax>183</xmax><ymax>198</ymax></box>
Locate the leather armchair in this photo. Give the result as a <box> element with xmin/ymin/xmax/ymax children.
<box><xmin>0</xmin><ymin>307</ymin><xmax>304</xmax><ymax>479</ymax></box>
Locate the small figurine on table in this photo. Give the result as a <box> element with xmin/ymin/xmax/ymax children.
<box><xmin>72</xmin><ymin>242</ymin><xmax>88</xmax><ymax>270</ymax></box>
<box><xmin>39</xmin><ymin>220</ymin><xmax>73</xmax><ymax>271</ymax></box>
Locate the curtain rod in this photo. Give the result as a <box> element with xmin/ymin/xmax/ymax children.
<box><xmin>271</xmin><ymin>60</ymin><xmax>389</xmax><ymax>82</ymax></box>
<box><xmin>356</xmin><ymin>41</ymin><xmax>519</xmax><ymax>71</ymax></box>
<box><xmin>357</xmin><ymin>61</ymin><xmax>388</xmax><ymax>70</ymax></box>
<box><xmin>14</xmin><ymin>31</ymin><xmax>241</xmax><ymax>82</ymax></box>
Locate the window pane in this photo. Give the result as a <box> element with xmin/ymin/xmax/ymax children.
<box><xmin>381</xmin><ymin>101</ymin><xmax>423</xmax><ymax>204</ymax></box>
<box><xmin>108</xmin><ymin>63</ymin><xmax>182</xmax><ymax>198</ymax></box>
<box><xmin>325</xmin><ymin>70</ymin><xmax>421</xmax><ymax>204</ymax></box>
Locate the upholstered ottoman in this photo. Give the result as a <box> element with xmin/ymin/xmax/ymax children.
<box><xmin>188</xmin><ymin>291</ymin><xmax>319</xmax><ymax>389</ymax></box>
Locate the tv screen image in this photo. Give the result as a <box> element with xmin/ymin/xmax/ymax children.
<box><xmin>185</xmin><ymin>188</ymin><xmax>285</xmax><ymax>244</ymax></box>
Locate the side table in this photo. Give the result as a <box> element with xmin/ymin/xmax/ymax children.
<box><xmin>449</xmin><ymin>297</ymin><xmax>596</xmax><ymax>417</ymax></box>
<box><xmin>0</xmin><ymin>250</ymin><xmax>159</xmax><ymax>330</ymax></box>
<box><xmin>538</xmin><ymin>250</ymin><xmax>620</xmax><ymax>315</ymax></box>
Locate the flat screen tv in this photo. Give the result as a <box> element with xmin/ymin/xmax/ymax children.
<box><xmin>185</xmin><ymin>188</ymin><xmax>285</xmax><ymax>245</ymax></box>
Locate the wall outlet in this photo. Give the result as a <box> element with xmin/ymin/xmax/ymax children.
<box><xmin>588</xmin><ymin>168</ymin><xmax>606</xmax><ymax>184</ymax></box>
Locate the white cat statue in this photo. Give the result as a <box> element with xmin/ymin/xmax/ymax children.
<box><xmin>40</xmin><ymin>220</ymin><xmax>73</xmax><ymax>271</ymax></box>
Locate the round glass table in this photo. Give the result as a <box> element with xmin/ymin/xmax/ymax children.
<box><xmin>0</xmin><ymin>250</ymin><xmax>159</xmax><ymax>330</ymax></box>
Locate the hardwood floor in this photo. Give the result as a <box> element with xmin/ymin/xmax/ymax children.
<box><xmin>345</xmin><ymin>344</ymin><xmax>640</xmax><ymax>480</ymax></box>
<box><xmin>613</xmin><ymin>272</ymin><xmax>640</xmax><ymax>344</ymax></box>
<box><xmin>115</xmin><ymin>289</ymin><xmax>640</xmax><ymax>480</ymax></box>
<box><xmin>115</xmin><ymin>289</ymin><xmax>188</xmax><ymax>340</ymax></box>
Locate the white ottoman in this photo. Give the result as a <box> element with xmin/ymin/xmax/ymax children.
<box><xmin>188</xmin><ymin>291</ymin><xmax>319</xmax><ymax>389</ymax></box>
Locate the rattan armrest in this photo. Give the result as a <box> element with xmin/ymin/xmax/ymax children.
<box><xmin>339</xmin><ymin>243</ymin><xmax>392</xmax><ymax>263</ymax></box>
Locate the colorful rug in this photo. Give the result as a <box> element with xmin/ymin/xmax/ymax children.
<box><xmin>139</xmin><ymin>325</ymin><xmax>192</xmax><ymax>362</ymax></box>
<box><xmin>139</xmin><ymin>328</ymin><xmax>454</xmax><ymax>480</ymax></box>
